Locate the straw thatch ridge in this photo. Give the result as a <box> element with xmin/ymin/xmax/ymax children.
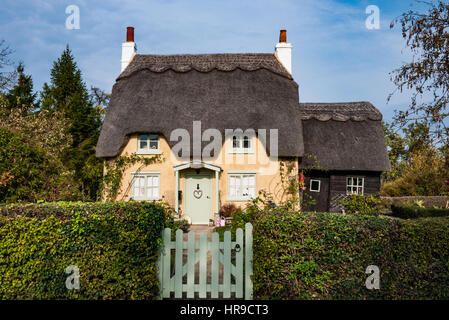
<box><xmin>118</xmin><ymin>53</ymin><xmax>293</xmax><ymax>80</ymax></box>
<box><xmin>299</xmin><ymin>101</ymin><xmax>383</xmax><ymax>121</ymax></box>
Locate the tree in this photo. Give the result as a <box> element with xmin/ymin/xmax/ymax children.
<box><xmin>0</xmin><ymin>40</ymin><xmax>16</xmax><ymax>93</ymax></box>
<box><xmin>385</xmin><ymin>1</ymin><xmax>449</xmax><ymax>196</ymax></box>
<box><xmin>41</xmin><ymin>45</ymin><xmax>100</xmax><ymax>147</ymax></box>
<box><xmin>382</xmin><ymin>120</ymin><xmax>448</xmax><ymax>196</ymax></box>
<box><xmin>40</xmin><ymin>45</ymin><xmax>102</xmax><ymax>200</ymax></box>
<box><xmin>5</xmin><ymin>62</ymin><xmax>37</xmax><ymax>111</ymax></box>
<box><xmin>0</xmin><ymin>126</ymin><xmax>83</xmax><ymax>203</ymax></box>
<box><xmin>382</xmin><ymin>121</ymin><xmax>407</xmax><ymax>181</ymax></box>
<box><xmin>389</xmin><ymin>1</ymin><xmax>449</xmax><ymax>143</ymax></box>
<box><xmin>381</xmin><ymin>145</ymin><xmax>447</xmax><ymax>196</ymax></box>
<box><xmin>0</xmin><ymin>95</ymin><xmax>71</xmax><ymax>159</ymax></box>
<box><xmin>90</xmin><ymin>86</ymin><xmax>110</xmax><ymax>122</ymax></box>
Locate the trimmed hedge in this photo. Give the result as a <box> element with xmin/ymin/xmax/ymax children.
<box><xmin>0</xmin><ymin>202</ymin><xmax>166</xmax><ymax>299</ymax></box>
<box><xmin>391</xmin><ymin>205</ymin><xmax>449</xmax><ymax>219</ymax></box>
<box><xmin>381</xmin><ymin>196</ymin><xmax>449</xmax><ymax>209</ymax></box>
<box><xmin>239</xmin><ymin>210</ymin><xmax>449</xmax><ymax>299</ymax></box>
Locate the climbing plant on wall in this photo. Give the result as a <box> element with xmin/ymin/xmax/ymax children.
<box><xmin>102</xmin><ymin>154</ymin><xmax>162</xmax><ymax>201</ymax></box>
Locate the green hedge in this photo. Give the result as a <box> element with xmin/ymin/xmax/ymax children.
<box><xmin>391</xmin><ymin>205</ymin><xmax>449</xmax><ymax>219</ymax></box>
<box><xmin>238</xmin><ymin>210</ymin><xmax>449</xmax><ymax>299</ymax></box>
<box><xmin>0</xmin><ymin>201</ymin><xmax>166</xmax><ymax>299</ymax></box>
<box><xmin>381</xmin><ymin>196</ymin><xmax>449</xmax><ymax>209</ymax></box>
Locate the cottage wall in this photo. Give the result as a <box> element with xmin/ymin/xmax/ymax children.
<box><xmin>328</xmin><ymin>171</ymin><xmax>381</xmax><ymax>212</ymax></box>
<box><xmin>303</xmin><ymin>170</ymin><xmax>382</xmax><ymax>212</ymax></box>
<box><xmin>111</xmin><ymin>134</ymin><xmax>298</xmax><ymax>219</ymax></box>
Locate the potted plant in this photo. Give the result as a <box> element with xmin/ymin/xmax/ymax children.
<box><xmin>219</xmin><ymin>203</ymin><xmax>239</xmax><ymax>225</ymax></box>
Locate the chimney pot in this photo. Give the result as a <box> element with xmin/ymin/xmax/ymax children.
<box><xmin>126</xmin><ymin>26</ymin><xmax>134</xmax><ymax>42</ymax></box>
<box><xmin>275</xmin><ymin>29</ymin><xmax>292</xmax><ymax>75</ymax></box>
<box><xmin>279</xmin><ymin>29</ymin><xmax>287</xmax><ymax>43</ymax></box>
<box><xmin>122</xmin><ymin>27</ymin><xmax>137</xmax><ymax>72</ymax></box>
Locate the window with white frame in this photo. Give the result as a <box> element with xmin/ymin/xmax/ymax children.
<box><xmin>309</xmin><ymin>179</ymin><xmax>321</xmax><ymax>192</ymax></box>
<box><xmin>346</xmin><ymin>177</ymin><xmax>364</xmax><ymax>195</ymax></box>
<box><xmin>231</xmin><ymin>133</ymin><xmax>253</xmax><ymax>153</ymax></box>
<box><xmin>228</xmin><ymin>174</ymin><xmax>256</xmax><ymax>200</ymax></box>
<box><xmin>137</xmin><ymin>134</ymin><xmax>160</xmax><ymax>154</ymax></box>
<box><xmin>132</xmin><ymin>173</ymin><xmax>160</xmax><ymax>200</ymax></box>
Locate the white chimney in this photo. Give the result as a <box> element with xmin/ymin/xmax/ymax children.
<box><xmin>275</xmin><ymin>29</ymin><xmax>292</xmax><ymax>75</ymax></box>
<box><xmin>121</xmin><ymin>26</ymin><xmax>136</xmax><ymax>72</ymax></box>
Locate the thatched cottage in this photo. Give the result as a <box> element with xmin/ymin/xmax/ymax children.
<box><xmin>96</xmin><ymin>27</ymin><xmax>390</xmax><ymax>223</ymax></box>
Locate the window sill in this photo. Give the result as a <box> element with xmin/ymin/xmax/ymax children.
<box><xmin>136</xmin><ymin>150</ymin><xmax>162</xmax><ymax>155</ymax></box>
<box><xmin>227</xmin><ymin>170</ymin><xmax>259</xmax><ymax>174</ymax></box>
<box><xmin>228</xmin><ymin>150</ymin><xmax>254</xmax><ymax>154</ymax></box>
<box><xmin>226</xmin><ymin>198</ymin><xmax>253</xmax><ymax>202</ymax></box>
<box><xmin>132</xmin><ymin>197</ymin><xmax>161</xmax><ymax>201</ymax></box>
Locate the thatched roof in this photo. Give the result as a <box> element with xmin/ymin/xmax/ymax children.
<box><xmin>96</xmin><ymin>53</ymin><xmax>303</xmax><ymax>158</ymax></box>
<box><xmin>299</xmin><ymin>102</ymin><xmax>391</xmax><ymax>172</ymax></box>
<box><xmin>96</xmin><ymin>54</ymin><xmax>390</xmax><ymax>172</ymax></box>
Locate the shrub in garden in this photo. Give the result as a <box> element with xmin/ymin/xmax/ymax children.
<box><xmin>0</xmin><ymin>201</ymin><xmax>166</xmax><ymax>299</ymax></box>
<box><xmin>161</xmin><ymin>202</ymin><xmax>189</xmax><ymax>233</ymax></box>
<box><xmin>171</xmin><ymin>219</ymin><xmax>190</xmax><ymax>232</ymax></box>
<box><xmin>1</xmin><ymin>128</ymin><xmax>88</xmax><ymax>203</ymax></box>
<box><xmin>390</xmin><ymin>204</ymin><xmax>449</xmax><ymax>219</ymax></box>
<box><xmin>219</xmin><ymin>203</ymin><xmax>239</xmax><ymax>218</ymax></box>
<box><xmin>338</xmin><ymin>194</ymin><xmax>382</xmax><ymax>216</ymax></box>
<box><xmin>380</xmin><ymin>196</ymin><xmax>449</xmax><ymax>209</ymax></box>
<box><xmin>0</xmin><ymin>127</ymin><xmax>84</xmax><ymax>203</ymax></box>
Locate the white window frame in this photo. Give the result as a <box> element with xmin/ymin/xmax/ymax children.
<box><xmin>227</xmin><ymin>173</ymin><xmax>256</xmax><ymax>201</ymax></box>
<box><xmin>131</xmin><ymin>172</ymin><xmax>161</xmax><ymax>201</ymax></box>
<box><xmin>229</xmin><ymin>133</ymin><xmax>254</xmax><ymax>154</ymax></box>
<box><xmin>309</xmin><ymin>179</ymin><xmax>321</xmax><ymax>192</ymax></box>
<box><xmin>346</xmin><ymin>176</ymin><xmax>364</xmax><ymax>195</ymax></box>
<box><xmin>136</xmin><ymin>134</ymin><xmax>161</xmax><ymax>155</ymax></box>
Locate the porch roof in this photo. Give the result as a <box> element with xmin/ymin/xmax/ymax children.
<box><xmin>173</xmin><ymin>161</ymin><xmax>222</xmax><ymax>172</ymax></box>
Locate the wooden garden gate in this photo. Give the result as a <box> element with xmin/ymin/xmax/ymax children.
<box><xmin>158</xmin><ymin>223</ymin><xmax>253</xmax><ymax>300</ymax></box>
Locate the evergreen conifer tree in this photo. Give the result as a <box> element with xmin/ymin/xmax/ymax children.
<box><xmin>40</xmin><ymin>45</ymin><xmax>102</xmax><ymax>199</ymax></box>
<box><xmin>6</xmin><ymin>62</ymin><xmax>37</xmax><ymax>111</ymax></box>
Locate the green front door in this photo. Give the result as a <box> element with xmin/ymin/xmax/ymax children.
<box><xmin>184</xmin><ymin>172</ymin><xmax>212</xmax><ymax>224</ymax></box>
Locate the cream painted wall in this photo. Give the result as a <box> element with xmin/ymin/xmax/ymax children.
<box><xmin>111</xmin><ymin>134</ymin><xmax>299</xmax><ymax>222</ymax></box>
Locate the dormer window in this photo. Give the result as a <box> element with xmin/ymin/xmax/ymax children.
<box><xmin>137</xmin><ymin>134</ymin><xmax>161</xmax><ymax>154</ymax></box>
<box><xmin>231</xmin><ymin>134</ymin><xmax>253</xmax><ymax>153</ymax></box>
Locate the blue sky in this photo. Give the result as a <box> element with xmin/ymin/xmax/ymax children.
<box><xmin>0</xmin><ymin>0</ymin><xmax>427</xmax><ymax>121</ymax></box>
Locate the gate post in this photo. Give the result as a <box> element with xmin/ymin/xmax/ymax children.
<box><xmin>158</xmin><ymin>228</ymin><xmax>171</xmax><ymax>299</ymax></box>
<box><xmin>162</xmin><ymin>228</ymin><xmax>172</xmax><ymax>298</ymax></box>
<box><xmin>244</xmin><ymin>222</ymin><xmax>253</xmax><ymax>300</ymax></box>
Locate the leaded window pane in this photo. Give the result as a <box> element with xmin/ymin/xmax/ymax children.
<box><xmin>243</xmin><ymin>136</ymin><xmax>250</xmax><ymax>149</ymax></box>
<box><xmin>233</xmin><ymin>136</ymin><xmax>240</xmax><ymax>148</ymax></box>
<box><xmin>149</xmin><ymin>141</ymin><xmax>158</xmax><ymax>149</ymax></box>
<box><xmin>229</xmin><ymin>176</ymin><xmax>236</xmax><ymax>197</ymax></box>
<box><xmin>134</xmin><ymin>176</ymin><xmax>145</xmax><ymax>197</ymax></box>
<box><xmin>148</xmin><ymin>134</ymin><xmax>158</xmax><ymax>150</ymax></box>
<box><xmin>152</xmin><ymin>176</ymin><xmax>159</xmax><ymax>198</ymax></box>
